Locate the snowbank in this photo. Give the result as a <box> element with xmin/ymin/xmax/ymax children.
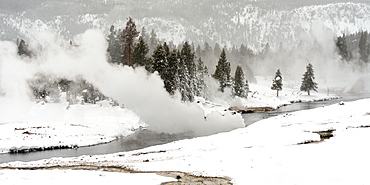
<box><xmin>2</xmin><ymin>98</ymin><xmax>369</xmax><ymax>184</ymax></box>
<box><xmin>0</xmin><ymin>98</ymin><xmax>144</xmax><ymax>154</ymax></box>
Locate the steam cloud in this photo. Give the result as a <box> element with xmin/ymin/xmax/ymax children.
<box><xmin>0</xmin><ymin>29</ymin><xmax>244</xmax><ymax>136</ymax></box>
<box><xmin>249</xmin><ymin>22</ymin><xmax>370</xmax><ymax>93</ymax></box>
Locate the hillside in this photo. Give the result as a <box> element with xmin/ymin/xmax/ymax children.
<box><xmin>0</xmin><ymin>0</ymin><xmax>369</xmax><ymax>51</ymax></box>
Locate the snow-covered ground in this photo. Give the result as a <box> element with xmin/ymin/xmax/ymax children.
<box><xmin>0</xmin><ymin>169</ymin><xmax>175</xmax><ymax>185</ymax></box>
<box><xmin>0</xmin><ymin>74</ymin><xmax>338</xmax><ymax>154</ymax></box>
<box><xmin>199</xmin><ymin>77</ymin><xmax>339</xmax><ymax>116</ymax></box>
<box><xmin>2</xmin><ymin>98</ymin><xmax>369</xmax><ymax>184</ymax></box>
<box><xmin>0</xmin><ymin>76</ymin><xmax>336</xmax><ymax>153</ymax></box>
<box><xmin>0</xmin><ymin>98</ymin><xmax>144</xmax><ymax>154</ymax></box>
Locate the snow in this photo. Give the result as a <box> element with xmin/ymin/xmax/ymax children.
<box><xmin>0</xmin><ymin>169</ymin><xmax>174</xmax><ymax>185</ymax></box>
<box><xmin>2</xmin><ymin>98</ymin><xmax>369</xmax><ymax>184</ymax></box>
<box><xmin>0</xmin><ymin>73</ymin><xmax>338</xmax><ymax>154</ymax></box>
<box><xmin>0</xmin><ymin>98</ymin><xmax>144</xmax><ymax>154</ymax></box>
<box><xmin>200</xmin><ymin>76</ymin><xmax>340</xmax><ymax>114</ymax></box>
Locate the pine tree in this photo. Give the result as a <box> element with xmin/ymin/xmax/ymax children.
<box><xmin>336</xmin><ymin>34</ymin><xmax>349</xmax><ymax>61</ymax></box>
<box><xmin>195</xmin><ymin>57</ymin><xmax>208</xmax><ymax>97</ymax></box>
<box><xmin>232</xmin><ymin>65</ymin><xmax>247</xmax><ymax>98</ymax></box>
<box><xmin>141</xmin><ymin>26</ymin><xmax>149</xmax><ymax>44</ymax></box>
<box><xmin>163</xmin><ymin>42</ymin><xmax>170</xmax><ymax>56</ymax></box>
<box><xmin>132</xmin><ymin>36</ymin><xmax>150</xmax><ymax>68</ymax></box>
<box><xmin>212</xmin><ymin>49</ymin><xmax>231</xmax><ymax>92</ymax></box>
<box><xmin>151</xmin><ymin>44</ymin><xmax>166</xmax><ymax>75</ymax></box>
<box><xmin>271</xmin><ymin>69</ymin><xmax>283</xmax><ymax>97</ymax></box>
<box><xmin>178</xmin><ymin>53</ymin><xmax>191</xmax><ymax>102</ymax></box>
<box><xmin>121</xmin><ymin>17</ymin><xmax>139</xmax><ymax>66</ymax></box>
<box><xmin>106</xmin><ymin>25</ymin><xmax>123</xmax><ymax>64</ymax></box>
<box><xmin>300</xmin><ymin>63</ymin><xmax>318</xmax><ymax>96</ymax></box>
<box><xmin>178</xmin><ymin>42</ymin><xmax>196</xmax><ymax>102</ymax></box>
<box><xmin>359</xmin><ymin>31</ymin><xmax>369</xmax><ymax>63</ymax></box>
<box><xmin>163</xmin><ymin>49</ymin><xmax>179</xmax><ymax>95</ymax></box>
<box><xmin>107</xmin><ymin>25</ymin><xmax>116</xmax><ymax>62</ymax></box>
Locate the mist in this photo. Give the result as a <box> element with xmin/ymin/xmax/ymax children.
<box><xmin>246</xmin><ymin>22</ymin><xmax>370</xmax><ymax>93</ymax></box>
<box><xmin>0</xmin><ymin>29</ymin><xmax>244</xmax><ymax>136</ymax></box>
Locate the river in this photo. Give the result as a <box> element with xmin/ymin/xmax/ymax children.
<box><xmin>0</xmin><ymin>94</ymin><xmax>368</xmax><ymax>164</ymax></box>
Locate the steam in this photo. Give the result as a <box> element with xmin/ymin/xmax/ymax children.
<box><xmin>0</xmin><ymin>29</ymin><xmax>244</xmax><ymax>136</ymax></box>
<box><xmin>250</xmin><ymin>22</ymin><xmax>370</xmax><ymax>93</ymax></box>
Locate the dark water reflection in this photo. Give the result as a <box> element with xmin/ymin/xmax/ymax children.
<box><xmin>1</xmin><ymin>93</ymin><xmax>368</xmax><ymax>164</ymax></box>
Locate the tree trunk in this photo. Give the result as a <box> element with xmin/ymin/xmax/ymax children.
<box><xmin>308</xmin><ymin>90</ymin><xmax>310</xmax><ymax>96</ymax></box>
<box><xmin>276</xmin><ymin>90</ymin><xmax>279</xmax><ymax>97</ymax></box>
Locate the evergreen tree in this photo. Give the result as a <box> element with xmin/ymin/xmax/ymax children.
<box><xmin>141</xmin><ymin>26</ymin><xmax>149</xmax><ymax>44</ymax></box>
<box><xmin>121</xmin><ymin>17</ymin><xmax>139</xmax><ymax>66</ymax></box>
<box><xmin>178</xmin><ymin>42</ymin><xmax>196</xmax><ymax>102</ymax></box>
<box><xmin>336</xmin><ymin>34</ymin><xmax>349</xmax><ymax>61</ymax></box>
<box><xmin>232</xmin><ymin>65</ymin><xmax>247</xmax><ymax>98</ymax></box>
<box><xmin>163</xmin><ymin>42</ymin><xmax>170</xmax><ymax>57</ymax></box>
<box><xmin>359</xmin><ymin>31</ymin><xmax>369</xmax><ymax>63</ymax></box>
<box><xmin>212</xmin><ymin>49</ymin><xmax>231</xmax><ymax>92</ymax></box>
<box><xmin>163</xmin><ymin>49</ymin><xmax>179</xmax><ymax>95</ymax></box>
<box><xmin>151</xmin><ymin>44</ymin><xmax>166</xmax><ymax>75</ymax></box>
<box><xmin>195</xmin><ymin>57</ymin><xmax>208</xmax><ymax>97</ymax></box>
<box><xmin>300</xmin><ymin>63</ymin><xmax>318</xmax><ymax>96</ymax></box>
<box><xmin>271</xmin><ymin>69</ymin><xmax>283</xmax><ymax>97</ymax></box>
<box><xmin>132</xmin><ymin>36</ymin><xmax>150</xmax><ymax>68</ymax></box>
<box><xmin>106</xmin><ymin>25</ymin><xmax>123</xmax><ymax>64</ymax></box>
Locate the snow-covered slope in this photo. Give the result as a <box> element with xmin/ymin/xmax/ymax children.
<box><xmin>0</xmin><ymin>1</ymin><xmax>369</xmax><ymax>50</ymax></box>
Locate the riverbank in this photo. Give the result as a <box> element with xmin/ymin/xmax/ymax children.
<box><xmin>0</xmin><ymin>98</ymin><xmax>145</xmax><ymax>154</ymax></box>
<box><xmin>0</xmin><ymin>81</ymin><xmax>339</xmax><ymax>154</ymax></box>
<box><xmin>2</xmin><ymin>98</ymin><xmax>369</xmax><ymax>184</ymax></box>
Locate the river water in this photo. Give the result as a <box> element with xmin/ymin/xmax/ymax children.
<box><xmin>0</xmin><ymin>94</ymin><xmax>368</xmax><ymax>164</ymax></box>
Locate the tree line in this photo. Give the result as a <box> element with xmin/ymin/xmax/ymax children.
<box><xmin>336</xmin><ymin>31</ymin><xmax>369</xmax><ymax>63</ymax></box>
<box><xmin>106</xmin><ymin>17</ymin><xmax>251</xmax><ymax>101</ymax></box>
<box><xmin>15</xmin><ymin>17</ymin><xmax>331</xmax><ymax>104</ymax></box>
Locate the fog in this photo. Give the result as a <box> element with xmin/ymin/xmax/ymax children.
<box><xmin>0</xmin><ymin>29</ymin><xmax>244</xmax><ymax>136</ymax></box>
<box><xmin>247</xmin><ymin>22</ymin><xmax>370</xmax><ymax>93</ymax></box>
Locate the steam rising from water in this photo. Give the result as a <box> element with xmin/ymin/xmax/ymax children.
<box><xmin>251</xmin><ymin>22</ymin><xmax>370</xmax><ymax>93</ymax></box>
<box><xmin>0</xmin><ymin>29</ymin><xmax>244</xmax><ymax>136</ymax></box>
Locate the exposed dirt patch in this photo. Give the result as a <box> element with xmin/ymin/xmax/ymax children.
<box><xmin>298</xmin><ymin>129</ymin><xmax>336</xmax><ymax>145</ymax></box>
<box><xmin>313</xmin><ymin>129</ymin><xmax>335</xmax><ymax>141</ymax></box>
<box><xmin>229</xmin><ymin>106</ymin><xmax>275</xmax><ymax>114</ymax></box>
<box><xmin>0</xmin><ymin>164</ymin><xmax>233</xmax><ymax>185</ymax></box>
<box><xmin>346</xmin><ymin>125</ymin><xmax>370</xmax><ymax>129</ymax></box>
<box><xmin>132</xmin><ymin>150</ymin><xmax>167</xmax><ymax>156</ymax></box>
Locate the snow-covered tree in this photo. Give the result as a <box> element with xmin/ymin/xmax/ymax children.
<box><xmin>195</xmin><ymin>57</ymin><xmax>208</xmax><ymax>97</ymax></box>
<box><xmin>232</xmin><ymin>65</ymin><xmax>247</xmax><ymax>98</ymax></box>
<box><xmin>271</xmin><ymin>69</ymin><xmax>283</xmax><ymax>97</ymax></box>
<box><xmin>132</xmin><ymin>36</ymin><xmax>150</xmax><ymax>68</ymax></box>
<box><xmin>212</xmin><ymin>49</ymin><xmax>231</xmax><ymax>92</ymax></box>
<box><xmin>163</xmin><ymin>49</ymin><xmax>179</xmax><ymax>95</ymax></box>
<box><xmin>300</xmin><ymin>63</ymin><xmax>318</xmax><ymax>96</ymax></box>
<box><xmin>151</xmin><ymin>44</ymin><xmax>166</xmax><ymax>75</ymax></box>
<box><xmin>178</xmin><ymin>42</ymin><xmax>196</xmax><ymax>102</ymax></box>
